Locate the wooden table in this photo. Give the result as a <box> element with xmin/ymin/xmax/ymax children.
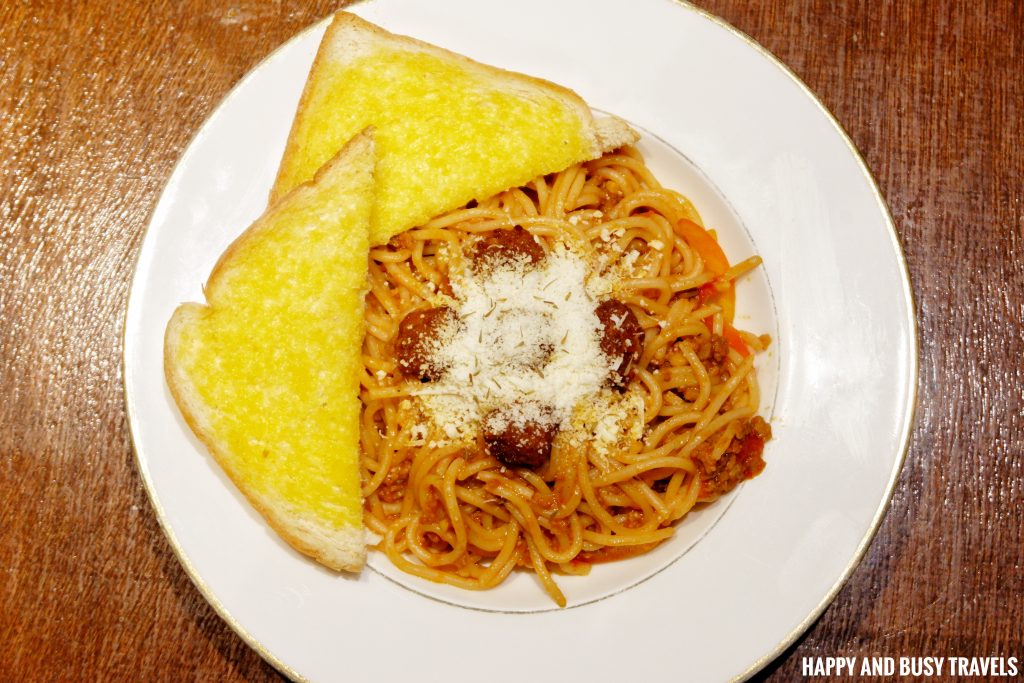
<box><xmin>2</xmin><ymin>1</ymin><xmax>1020</xmax><ymax>680</ymax></box>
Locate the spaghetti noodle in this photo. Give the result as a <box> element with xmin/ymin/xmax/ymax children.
<box><xmin>359</xmin><ymin>146</ymin><xmax>771</xmax><ymax>606</ymax></box>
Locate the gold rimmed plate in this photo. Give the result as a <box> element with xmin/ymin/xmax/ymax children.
<box><xmin>123</xmin><ymin>1</ymin><xmax>916</xmax><ymax>680</ymax></box>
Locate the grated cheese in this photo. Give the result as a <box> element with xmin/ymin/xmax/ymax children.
<box><xmin>414</xmin><ymin>242</ymin><xmax>614</xmax><ymax>438</ymax></box>
<box><xmin>565</xmin><ymin>388</ymin><xmax>645</xmax><ymax>457</ymax></box>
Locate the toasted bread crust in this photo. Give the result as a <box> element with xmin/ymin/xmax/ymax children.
<box><xmin>165</xmin><ymin>131</ymin><xmax>375</xmax><ymax>572</ymax></box>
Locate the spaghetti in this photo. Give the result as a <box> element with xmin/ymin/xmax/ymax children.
<box><xmin>359</xmin><ymin>146</ymin><xmax>771</xmax><ymax>606</ymax></box>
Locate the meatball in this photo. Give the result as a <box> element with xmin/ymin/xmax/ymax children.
<box><xmin>595</xmin><ymin>299</ymin><xmax>645</xmax><ymax>387</ymax></box>
<box><xmin>469</xmin><ymin>226</ymin><xmax>545</xmax><ymax>269</ymax></box>
<box><xmin>395</xmin><ymin>306</ymin><xmax>459</xmax><ymax>381</ymax></box>
<box><xmin>483</xmin><ymin>404</ymin><xmax>558</xmax><ymax>469</ymax></box>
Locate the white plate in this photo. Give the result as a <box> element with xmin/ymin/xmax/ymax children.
<box><xmin>124</xmin><ymin>0</ymin><xmax>916</xmax><ymax>680</ymax></box>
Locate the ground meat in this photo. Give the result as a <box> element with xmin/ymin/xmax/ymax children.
<box><xmin>694</xmin><ymin>416</ymin><xmax>772</xmax><ymax>501</ymax></box>
<box><xmin>695</xmin><ymin>333</ymin><xmax>729</xmax><ymax>365</ymax></box>
<box><xmin>377</xmin><ymin>458</ymin><xmax>411</xmax><ymax>503</ymax></box>
<box><xmin>394</xmin><ymin>306</ymin><xmax>459</xmax><ymax>381</ymax></box>
<box><xmin>597</xmin><ymin>183</ymin><xmax>624</xmax><ymax>213</ymax></box>
<box><xmin>422</xmin><ymin>531</ymin><xmax>448</xmax><ymax>551</ymax></box>
<box><xmin>469</xmin><ymin>226</ymin><xmax>545</xmax><ymax>270</ymax></box>
<box><xmin>595</xmin><ymin>299</ymin><xmax>645</xmax><ymax>387</ymax></box>
<box><xmin>618</xmin><ymin>508</ymin><xmax>646</xmax><ymax>529</ymax></box>
<box><xmin>743</xmin><ymin>415</ymin><xmax>772</xmax><ymax>441</ymax></box>
<box><xmin>482</xmin><ymin>404</ymin><xmax>558</xmax><ymax>468</ymax></box>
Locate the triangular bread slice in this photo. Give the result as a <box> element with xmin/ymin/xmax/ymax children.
<box><xmin>165</xmin><ymin>130</ymin><xmax>375</xmax><ymax>571</ymax></box>
<box><xmin>270</xmin><ymin>11</ymin><xmax>638</xmax><ymax>245</ymax></box>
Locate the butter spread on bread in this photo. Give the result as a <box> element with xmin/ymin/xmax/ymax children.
<box><xmin>271</xmin><ymin>11</ymin><xmax>638</xmax><ymax>245</ymax></box>
<box><xmin>164</xmin><ymin>130</ymin><xmax>375</xmax><ymax>572</ymax></box>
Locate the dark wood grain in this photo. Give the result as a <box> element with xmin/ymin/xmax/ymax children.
<box><xmin>1</xmin><ymin>1</ymin><xmax>1020</xmax><ymax>681</ymax></box>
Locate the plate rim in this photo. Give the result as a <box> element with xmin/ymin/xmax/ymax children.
<box><xmin>122</xmin><ymin>13</ymin><xmax>336</xmax><ymax>683</ymax></box>
<box><xmin>120</xmin><ymin>1</ymin><xmax>919</xmax><ymax>681</ymax></box>
<box><xmin>663</xmin><ymin>2</ymin><xmax>919</xmax><ymax>679</ymax></box>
